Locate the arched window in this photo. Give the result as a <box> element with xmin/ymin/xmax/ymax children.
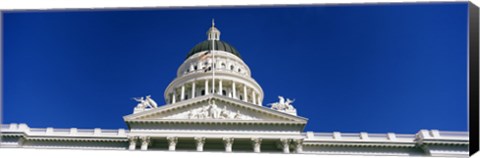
<box><xmin>194</xmin><ymin>66</ymin><xmax>197</xmax><ymax>70</ymax></box>
<box><xmin>230</xmin><ymin>65</ymin><xmax>234</xmax><ymax>70</ymax></box>
<box><xmin>201</xmin><ymin>90</ymin><xmax>205</xmax><ymax>96</ymax></box>
<box><xmin>239</xmin><ymin>95</ymin><xmax>243</xmax><ymax>100</ymax></box>
<box><xmin>222</xmin><ymin>90</ymin><xmax>227</xmax><ymax>96</ymax></box>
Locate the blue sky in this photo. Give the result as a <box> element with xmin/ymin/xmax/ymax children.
<box><xmin>3</xmin><ymin>2</ymin><xmax>469</xmax><ymax>133</ymax></box>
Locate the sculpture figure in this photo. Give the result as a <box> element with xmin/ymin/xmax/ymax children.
<box><xmin>133</xmin><ymin>95</ymin><xmax>158</xmax><ymax>109</ymax></box>
<box><xmin>184</xmin><ymin>101</ymin><xmax>250</xmax><ymax>120</ymax></box>
<box><xmin>268</xmin><ymin>96</ymin><xmax>296</xmax><ymax>111</ymax></box>
<box><xmin>220</xmin><ymin>106</ymin><xmax>230</xmax><ymax>119</ymax></box>
<box><xmin>200</xmin><ymin>106</ymin><xmax>209</xmax><ymax>119</ymax></box>
<box><xmin>133</xmin><ymin>97</ymin><xmax>149</xmax><ymax>108</ymax></box>
<box><xmin>208</xmin><ymin>100</ymin><xmax>222</xmax><ymax>119</ymax></box>
<box><xmin>234</xmin><ymin>110</ymin><xmax>242</xmax><ymax>119</ymax></box>
<box><xmin>188</xmin><ymin>110</ymin><xmax>195</xmax><ymax>119</ymax></box>
<box><xmin>145</xmin><ymin>95</ymin><xmax>158</xmax><ymax>108</ymax></box>
<box><xmin>278</xmin><ymin>96</ymin><xmax>285</xmax><ymax>105</ymax></box>
<box><xmin>285</xmin><ymin>98</ymin><xmax>295</xmax><ymax>110</ymax></box>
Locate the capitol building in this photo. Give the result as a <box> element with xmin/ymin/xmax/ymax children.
<box><xmin>0</xmin><ymin>21</ymin><xmax>470</xmax><ymax>157</ymax></box>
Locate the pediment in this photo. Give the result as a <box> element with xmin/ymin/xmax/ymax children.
<box><xmin>123</xmin><ymin>95</ymin><xmax>308</xmax><ymax>124</ymax></box>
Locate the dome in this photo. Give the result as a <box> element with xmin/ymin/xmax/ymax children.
<box><xmin>186</xmin><ymin>40</ymin><xmax>241</xmax><ymax>59</ymax></box>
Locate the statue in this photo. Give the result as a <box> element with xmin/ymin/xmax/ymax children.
<box><xmin>133</xmin><ymin>97</ymin><xmax>149</xmax><ymax>108</ymax></box>
<box><xmin>220</xmin><ymin>106</ymin><xmax>230</xmax><ymax>119</ymax></box>
<box><xmin>188</xmin><ymin>110</ymin><xmax>195</xmax><ymax>119</ymax></box>
<box><xmin>133</xmin><ymin>95</ymin><xmax>158</xmax><ymax>109</ymax></box>
<box><xmin>268</xmin><ymin>96</ymin><xmax>285</xmax><ymax>110</ymax></box>
<box><xmin>268</xmin><ymin>96</ymin><xmax>296</xmax><ymax>111</ymax></box>
<box><xmin>278</xmin><ymin>96</ymin><xmax>285</xmax><ymax>105</ymax></box>
<box><xmin>208</xmin><ymin>101</ymin><xmax>221</xmax><ymax>119</ymax></box>
<box><xmin>200</xmin><ymin>106</ymin><xmax>209</xmax><ymax>119</ymax></box>
<box><xmin>182</xmin><ymin>99</ymin><xmax>252</xmax><ymax>119</ymax></box>
<box><xmin>146</xmin><ymin>95</ymin><xmax>158</xmax><ymax>108</ymax></box>
<box><xmin>285</xmin><ymin>98</ymin><xmax>295</xmax><ymax>110</ymax></box>
<box><xmin>234</xmin><ymin>110</ymin><xmax>241</xmax><ymax>119</ymax></box>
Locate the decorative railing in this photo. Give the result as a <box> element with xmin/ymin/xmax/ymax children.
<box><xmin>1</xmin><ymin>123</ymin><xmax>127</xmax><ymax>137</ymax></box>
<box><xmin>1</xmin><ymin>123</ymin><xmax>468</xmax><ymax>143</ymax></box>
<box><xmin>438</xmin><ymin>131</ymin><xmax>469</xmax><ymax>138</ymax></box>
<box><xmin>416</xmin><ymin>129</ymin><xmax>469</xmax><ymax>141</ymax></box>
<box><xmin>305</xmin><ymin>130</ymin><xmax>468</xmax><ymax>143</ymax></box>
<box><xmin>308</xmin><ymin>131</ymin><xmax>414</xmax><ymax>142</ymax></box>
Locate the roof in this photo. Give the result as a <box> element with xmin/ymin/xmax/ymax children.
<box><xmin>186</xmin><ymin>40</ymin><xmax>241</xmax><ymax>59</ymax></box>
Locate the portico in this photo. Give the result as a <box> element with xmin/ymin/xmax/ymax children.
<box><xmin>127</xmin><ymin>135</ymin><xmax>303</xmax><ymax>154</ymax></box>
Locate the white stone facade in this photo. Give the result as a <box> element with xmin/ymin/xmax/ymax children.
<box><xmin>0</xmin><ymin>123</ymin><xmax>469</xmax><ymax>157</ymax></box>
<box><xmin>0</xmin><ymin>22</ymin><xmax>469</xmax><ymax>157</ymax></box>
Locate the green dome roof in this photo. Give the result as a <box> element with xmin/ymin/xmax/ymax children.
<box><xmin>186</xmin><ymin>40</ymin><xmax>241</xmax><ymax>59</ymax></box>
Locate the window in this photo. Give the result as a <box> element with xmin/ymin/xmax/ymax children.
<box><xmin>239</xmin><ymin>95</ymin><xmax>243</xmax><ymax>100</ymax></box>
<box><xmin>194</xmin><ymin>66</ymin><xmax>197</xmax><ymax>70</ymax></box>
<box><xmin>222</xmin><ymin>90</ymin><xmax>227</xmax><ymax>96</ymax></box>
<box><xmin>230</xmin><ymin>65</ymin><xmax>234</xmax><ymax>70</ymax></box>
<box><xmin>201</xmin><ymin>90</ymin><xmax>205</xmax><ymax>95</ymax></box>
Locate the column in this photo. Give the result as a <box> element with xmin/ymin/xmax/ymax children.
<box><xmin>195</xmin><ymin>137</ymin><xmax>205</xmax><ymax>151</ymax></box>
<box><xmin>17</xmin><ymin>137</ymin><xmax>26</xmax><ymax>147</ymax></box>
<box><xmin>128</xmin><ymin>136</ymin><xmax>137</xmax><ymax>150</ymax></box>
<box><xmin>293</xmin><ymin>139</ymin><xmax>303</xmax><ymax>153</ymax></box>
<box><xmin>280</xmin><ymin>138</ymin><xmax>290</xmax><ymax>153</ymax></box>
<box><xmin>243</xmin><ymin>85</ymin><xmax>248</xmax><ymax>102</ymax></box>
<box><xmin>251</xmin><ymin>138</ymin><xmax>262</xmax><ymax>153</ymax></box>
<box><xmin>223</xmin><ymin>137</ymin><xmax>234</xmax><ymax>152</ymax></box>
<box><xmin>205</xmin><ymin>80</ymin><xmax>209</xmax><ymax>95</ymax></box>
<box><xmin>218</xmin><ymin>80</ymin><xmax>223</xmax><ymax>95</ymax></box>
<box><xmin>191</xmin><ymin>81</ymin><xmax>196</xmax><ymax>99</ymax></box>
<box><xmin>252</xmin><ymin>91</ymin><xmax>256</xmax><ymax>104</ymax></box>
<box><xmin>257</xmin><ymin>96</ymin><xmax>261</xmax><ymax>106</ymax></box>
<box><xmin>172</xmin><ymin>90</ymin><xmax>176</xmax><ymax>104</ymax></box>
<box><xmin>212</xmin><ymin>77</ymin><xmax>215</xmax><ymax>94</ymax></box>
<box><xmin>140</xmin><ymin>136</ymin><xmax>150</xmax><ymax>151</ymax></box>
<box><xmin>167</xmin><ymin>136</ymin><xmax>178</xmax><ymax>151</ymax></box>
<box><xmin>232</xmin><ymin>82</ymin><xmax>236</xmax><ymax>99</ymax></box>
<box><xmin>181</xmin><ymin>85</ymin><xmax>185</xmax><ymax>101</ymax></box>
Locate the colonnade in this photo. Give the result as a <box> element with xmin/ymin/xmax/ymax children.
<box><xmin>128</xmin><ymin>136</ymin><xmax>303</xmax><ymax>153</ymax></box>
<box><xmin>168</xmin><ymin>79</ymin><xmax>262</xmax><ymax>105</ymax></box>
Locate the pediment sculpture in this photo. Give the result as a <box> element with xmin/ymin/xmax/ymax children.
<box><xmin>187</xmin><ymin>100</ymin><xmax>245</xmax><ymax>120</ymax></box>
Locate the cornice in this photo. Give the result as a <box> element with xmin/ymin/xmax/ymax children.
<box><xmin>125</xmin><ymin>119</ymin><xmax>306</xmax><ymax>126</ymax></box>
